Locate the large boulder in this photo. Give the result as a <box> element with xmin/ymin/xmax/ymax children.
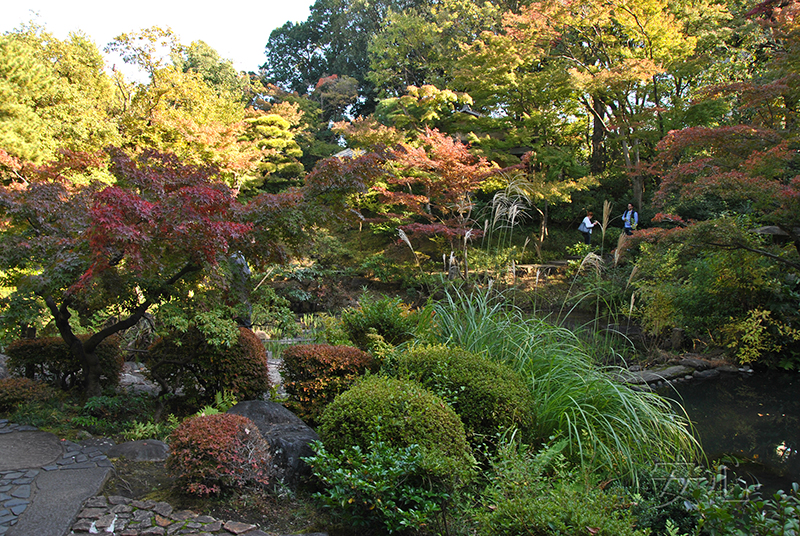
<box><xmin>227</xmin><ymin>400</ymin><xmax>319</xmax><ymax>489</ymax></box>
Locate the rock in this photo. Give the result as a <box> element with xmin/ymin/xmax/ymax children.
<box><xmin>693</xmin><ymin>369</ymin><xmax>721</xmax><ymax>380</ymax></box>
<box><xmin>227</xmin><ymin>400</ymin><xmax>320</xmax><ymax>489</ymax></box>
<box><xmin>620</xmin><ymin>365</ymin><xmax>695</xmax><ymax>385</ymax></box>
<box><xmin>0</xmin><ymin>353</ymin><xmax>8</xmax><ymax>380</ymax></box>
<box><xmin>679</xmin><ymin>357</ymin><xmax>712</xmax><ymax>371</ymax></box>
<box><xmin>107</xmin><ymin>440</ymin><xmax>169</xmax><ymax>462</ymax></box>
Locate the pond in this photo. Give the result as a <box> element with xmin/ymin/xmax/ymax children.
<box><xmin>663</xmin><ymin>370</ymin><xmax>800</xmax><ymax>494</ymax></box>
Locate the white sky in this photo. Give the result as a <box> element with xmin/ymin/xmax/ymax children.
<box><xmin>1</xmin><ymin>1</ymin><xmax>314</xmax><ymax>77</ymax></box>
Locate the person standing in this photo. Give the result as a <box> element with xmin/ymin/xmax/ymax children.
<box><xmin>622</xmin><ymin>203</ymin><xmax>638</xmax><ymax>235</ymax></box>
<box><xmin>579</xmin><ymin>211</ymin><xmax>599</xmax><ymax>244</ymax></box>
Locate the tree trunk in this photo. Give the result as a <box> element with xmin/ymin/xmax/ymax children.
<box><xmin>590</xmin><ymin>96</ymin><xmax>606</xmax><ymax>174</ymax></box>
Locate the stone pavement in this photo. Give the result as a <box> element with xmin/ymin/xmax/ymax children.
<box><xmin>0</xmin><ymin>419</ymin><xmax>112</xmax><ymax>536</ymax></box>
<box><xmin>0</xmin><ymin>419</ymin><xmax>317</xmax><ymax>536</ymax></box>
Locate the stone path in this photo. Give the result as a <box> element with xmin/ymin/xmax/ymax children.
<box><xmin>68</xmin><ymin>495</ymin><xmax>272</xmax><ymax>536</ymax></box>
<box><xmin>1</xmin><ymin>420</ymin><xmax>114</xmax><ymax>536</ymax></box>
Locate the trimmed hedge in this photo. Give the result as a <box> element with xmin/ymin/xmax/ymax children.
<box><xmin>318</xmin><ymin>376</ymin><xmax>475</xmax><ymax>486</ymax></box>
<box><xmin>280</xmin><ymin>343</ymin><xmax>376</xmax><ymax>424</ymax></box>
<box><xmin>395</xmin><ymin>344</ymin><xmax>535</xmax><ymax>448</ymax></box>
<box><xmin>147</xmin><ymin>327</ymin><xmax>270</xmax><ymax>406</ymax></box>
<box><xmin>6</xmin><ymin>335</ymin><xmax>123</xmax><ymax>390</ymax></box>
<box><xmin>167</xmin><ymin>413</ymin><xmax>272</xmax><ymax>496</ymax></box>
<box><xmin>0</xmin><ymin>377</ymin><xmax>58</xmax><ymax>412</ymax></box>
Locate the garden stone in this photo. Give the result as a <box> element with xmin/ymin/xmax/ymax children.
<box><xmin>107</xmin><ymin>440</ymin><xmax>169</xmax><ymax>462</ymax></box>
<box><xmin>227</xmin><ymin>400</ymin><xmax>319</xmax><ymax>489</ymax></box>
<box><xmin>693</xmin><ymin>369</ymin><xmax>721</xmax><ymax>380</ymax></box>
<box><xmin>680</xmin><ymin>356</ymin><xmax>712</xmax><ymax>370</ymax></box>
<box><xmin>0</xmin><ymin>354</ymin><xmax>8</xmax><ymax>380</ymax></box>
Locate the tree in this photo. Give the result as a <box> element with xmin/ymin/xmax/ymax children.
<box><xmin>0</xmin><ymin>145</ymin><xmax>383</xmax><ymax>397</ymax></box>
<box><xmin>378</xmin><ymin>128</ymin><xmax>495</xmax><ymax>251</ymax></box>
<box><xmin>172</xmin><ymin>40</ymin><xmax>248</xmax><ymax>99</ymax></box>
<box><xmin>367</xmin><ymin>0</ymin><xmax>503</xmax><ymax>98</ymax></box>
<box><xmin>0</xmin><ymin>27</ymin><xmax>119</xmax><ymax>164</ymax></box>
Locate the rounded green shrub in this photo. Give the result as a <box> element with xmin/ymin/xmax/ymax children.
<box><xmin>0</xmin><ymin>377</ymin><xmax>58</xmax><ymax>412</ymax></box>
<box><xmin>395</xmin><ymin>344</ymin><xmax>535</xmax><ymax>447</ymax></box>
<box><xmin>146</xmin><ymin>326</ymin><xmax>270</xmax><ymax>406</ymax></box>
<box><xmin>318</xmin><ymin>376</ymin><xmax>475</xmax><ymax>486</ymax></box>
<box><xmin>340</xmin><ymin>295</ymin><xmax>417</xmax><ymax>351</ymax></box>
<box><xmin>280</xmin><ymin>343</ymin><xmax>376</xmax><ymax>424</ymax></box>
<box><xmin>167</xmin><ymin>413</ymin><xmax>272</xmax><ymax>496</ymax></box>
<box><xmin>6</xmin><ymin>335</ymin><xmax>123</xmax><ymax>390</ymax></box>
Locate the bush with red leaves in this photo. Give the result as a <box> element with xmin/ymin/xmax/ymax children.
<box><xmin>146</xmin><ymin>327</ymin><xmax>270</xmax><ymax>406</ymax></box>
<box><xmin>167</xmin><ymin>413</ymin><xmax>272</xmax><ymax>496</ymax></box>
<box><xmin>280</xmin><ymin>343</ymin><xmax>376</xmax><ymax>424</ymax></box>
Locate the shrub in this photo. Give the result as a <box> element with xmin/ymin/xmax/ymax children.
<box><xmin>340</xmin><ymin>295</ymin><xmax>417</xmax><ymax>352</ymax></box>
<box><xmin>280</xmin><ymin>343</ymin><xmax>376</xmax><ymax>424</ymax></box>
<box><xmin>317</xmin><ymin>376</ymin><xmax>475</xmax><ymax>487</ymax></box>
<box><xmin>477</xmin><ymin>437</ymin><xmax>648</xmax><ymax>536</ymax></box>
<box><xmin>394</xmin><ymin>344</ymin><xmax>535</xmax><ymax>449</ymax></box>
<box><xmin>306</xmin><ymin>438</ymin><xmax>451</xmax><ymax>534</ymax></box>
<box><xmin>0</xmin><ymin>377</ymin><xmax>58</xmax><ymax>412</ymax></box>
<box><xmin>146</xmin><ymin>327</ymin><xmax>270</xmax><ymax>406</ymax></box>
<box><xmin>167</xmin><ymin>413</ymin><xmax>272</xmax><ymax>496</ymax></box>
<box><xmin>71</xmin><ymin>392</ymin><xmax>154</xmax><ymax>437</ymax></box>
<box><xmin>6</xmin><ymin>335</ymin><xmax>123</xmax><ymax>390</ymax></box>
<box><xmin>690</xmin><ymin>474</ymin><xmax>800</xmax><ymax>535</ymax></box>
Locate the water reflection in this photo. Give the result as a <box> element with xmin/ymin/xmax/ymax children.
<box><xmin>663</xmin><ymin>370</ymin><xmax>799</xmax><ymax>493</ymax></box>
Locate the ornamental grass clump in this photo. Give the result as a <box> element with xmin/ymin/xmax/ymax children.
<box><xmin>429</xmin><ymin>286</ymin><xmax>701</xmax><ymax>484</ymax></box>
<box><xmin>167</xmin><ymin>413</ymin><xmax>272</xmax><ymax>496</ymax></box>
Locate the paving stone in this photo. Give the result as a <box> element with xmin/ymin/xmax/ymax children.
<box><xmin>85</xmin><ymin>496</ymin><xmax>109</xmax><ymax>508</ymax></box>
<box><xmin>141</xmin><ymin>526</ymin><xmax>166</xmax><ymax>535</ymax></box>
<box><xmin>194</xmin><ymin>515</ymin><xmax>215</xmax><ymax>523</ymax></box>
<box><xmin>154</xmin><ymin>501</ymin><xmax>174</xmax><ymax>517</ymax></box>
<box><xmin>204</xmin><ymin>520</ymin><xmax>223</xmax><ymax>531</ymax></box>
<box><xmin>0</xmin><ymin>514</ymin><xmax>15</xmax><ymax>525</ymax></box>
<box><xmin>78</xmin><ymin>507</ymin><xmax>107</xmax><ymax>518</ymax></box>
<box><xmin>155</xmin><ymin>514</ymin><xmax>172</xmax><ymax>527</ymax></box>
<box><xmin>71</xmin><ymin>518</ymin><xmax>94</xmax><ymax>532</ymax></box>
<box><xmin>109</xmin><ymin>495</ymin><xmax>133</xmax><ymax>505</ymax></box>
<box><xmin>170</xmin><ymin>510</ymin><xmax>196</xmax><ymax>521</ymax></box>
<box><xmin>95</xmin><ymin>512</ymin><xmax>116</xmax><ymax>530</ymax></box>
<box><xmin>111</xmin><ymin>503</ymin><xmax>134</xmax><ymax>514</ymax></box>
<box><xmin>9</xmin><ymin>503</ymin><xmax>26</xmax><ymax>515</ymax></box>
<box><xmin>132</xmin><ymin>499</ymin><xmax>157</xmax><ymax>509</ymax></box>
<box><xmin>224</xmin><ymin>520</ymin><xmax>257</xmax><ymax>534</ymax></box>
<box><xmin>10</xmin><ymin>485</ymin><xmax>30</xmax><ymax>499</ymax></box>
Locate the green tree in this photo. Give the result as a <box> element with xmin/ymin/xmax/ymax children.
<box><xmin>172</xmin><ymin>40</ymin><xmax>248</xmax><ymax>99</ymax></box>
<box><xmin>0</xmin><ymin>27</ymin><xmax>119</xmax><ymax>164</ymax></box>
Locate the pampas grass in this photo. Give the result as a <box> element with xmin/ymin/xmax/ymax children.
<box><xmin>428</xmin><ymin>285</ymin><xmax>701</xmax><ymax>485</ymax></box>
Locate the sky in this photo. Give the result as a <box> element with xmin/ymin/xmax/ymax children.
<box><xmin>1</xmin><ymin>1</ymin><xmax>314</xmax><ymax>76</ymax></box>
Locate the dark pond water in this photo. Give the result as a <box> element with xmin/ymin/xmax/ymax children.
<box><xmin>663</xmin><ymin>370</ymin><xmax>800</xmax><ymax>493</ymax></box>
